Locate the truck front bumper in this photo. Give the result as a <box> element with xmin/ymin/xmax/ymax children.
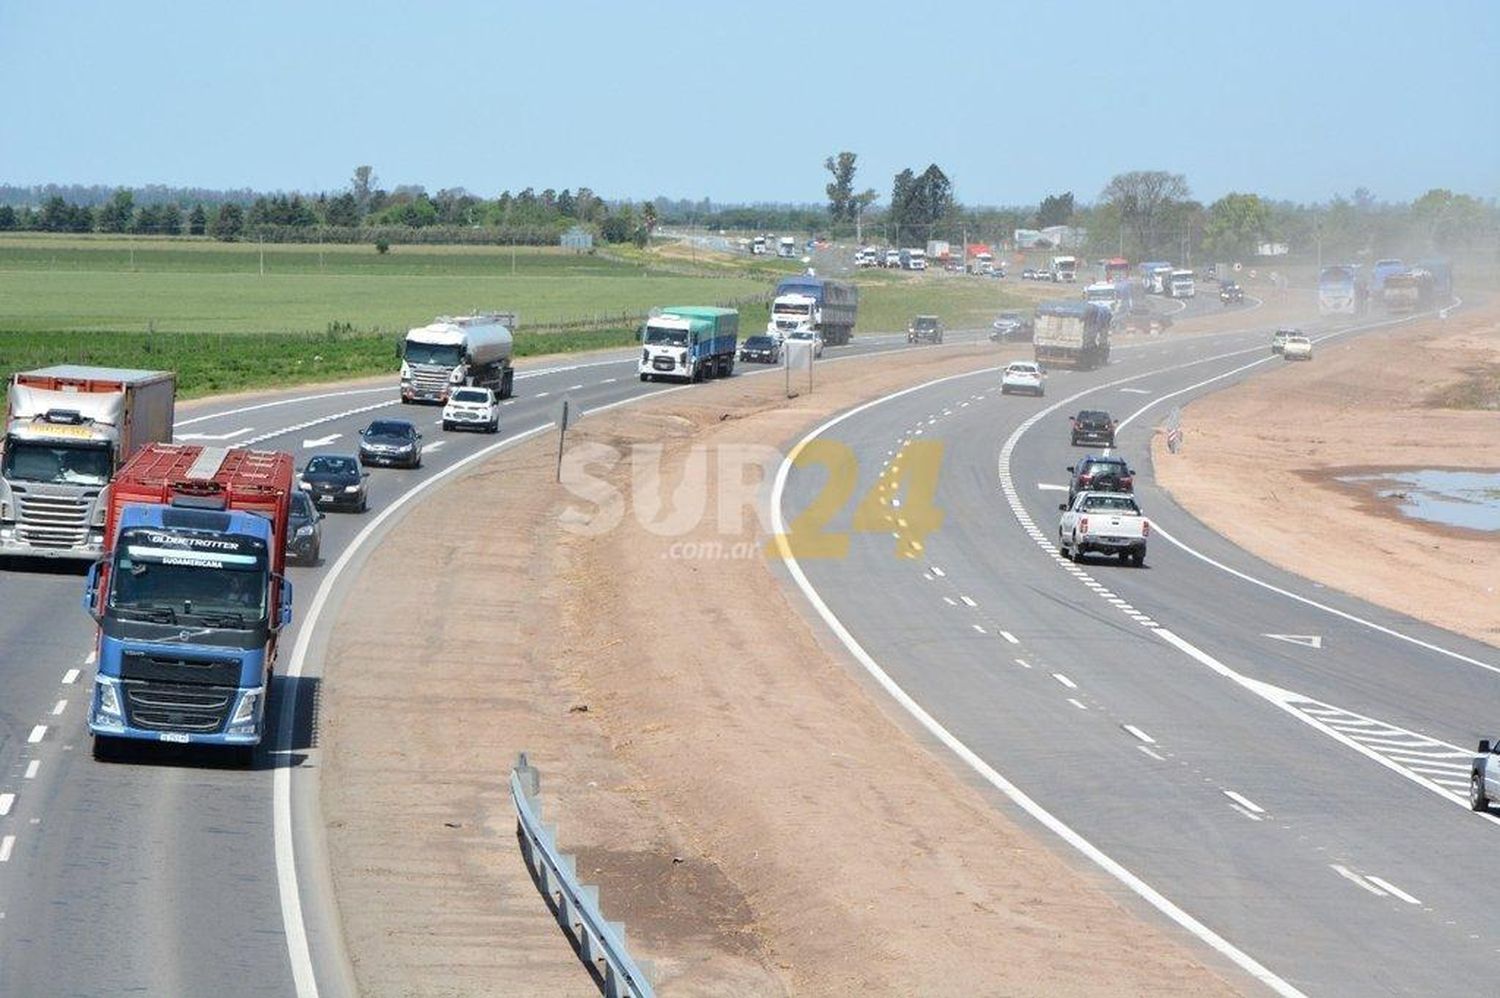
<box><xmin>0</xmin><ymin>530</ymin><xmax>104</xmax><ymax>561</ymax></box>
<box><xmin>89</xmin><ymin>676</ymin><xmax>267</xmax><ymax>746</ymax></box>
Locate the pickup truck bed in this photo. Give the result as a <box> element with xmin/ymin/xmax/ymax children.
<box><xmin>1058</xmin><ymin>490</ymin><xmax>1149</xmax><ymax>566</ymax></box>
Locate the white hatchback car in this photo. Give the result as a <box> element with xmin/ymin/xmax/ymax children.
<box><xmin>441</xmin><ymin>386</ymin><xmax>500</xmax><ymax>432</ymax></box>
<box><xmin>1001</xmin><ymin>361</ymin><xmax>1046</xmax><ymax>396</ymax></box>
<box><xmin>1281</xmin><ymin>335</ymin><xmax>1313</xmax><ymax>361</ymax></box>
<box><xmin>786</xmin><ymin>329</ymin><xmax>824</xmax><ymax>358</ymax></box>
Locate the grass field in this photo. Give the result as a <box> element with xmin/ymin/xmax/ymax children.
<box><xmin>0</xmin><ymin>234</ymin><xmax>1020</xmax><ymax>401</ymax></box>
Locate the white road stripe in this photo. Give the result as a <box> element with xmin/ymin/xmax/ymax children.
<box><xmin>999</xmin><ymin>631</ymin><xmax>1019</xmax><ymax>644</ymax></box>
<box><xmin>51</xmin><ymin>700</ymin><xmax>67</xmax><ymax>716</ymax></box>
<box><xmin>1365</xmin><ymin>876</ymin><xmax>1422</xmax><ymax>905</ymax></box>
<box><xmin>1123</xmin><ymin>725</ymin><xmax>1156</xmax><ymax>744</ymax></box>
<box><xmin>62</xmin><ymin>669</ymin><xmax>80</xmax><ymax>685</ymax></box>
<box><xmin>567</xmin><ymin>384</ymin><xmax>583</xmax><ymax>391</ymax></box>
<box><xmin>1331</xmin><ymin>864</ymin><xmax>1387</xmax><ymax>897</ymax></box>
<box><xmin>960</xmin><ymin>596</ymin><xmax>977</xmax><ymax>607</ymax></box>
<box><xmin>0</xmin><ymin>836</ymin><xmax>13</xmax><ymax>862</ymax></box>
<box><xmin>972</xmin><ymin>624</ymin><xmax>987</xmax><ymax>634</ymax></box>
<box><xmin>1138</xmin><ymin>746</ymin><xmax>1166</xmax><ymax>761</ymax></box>
<box><xmin>1014</xmin><ymin>658</ymin><xmax>1031</xmax><ymax>669</ymax></box>
<box><xmin>26</xmin><ymin>726</ymin><xmax>45</xmax><ymax>744</ymax></box>
<box><xmin>1067</xmin><ymin>698</ymin><xmax>1088</xmax><ymax>710</ymax></box>
<box><xmin>0</xmin><ymin>793</ymin><xmax>13</xmax><ymax>816</ymax></box>
<box><xmin>1229</xmin><ymin>804</ymin><xmax>1264</xmax><ymax>822</ymax></box>
<box><xmin>1223</xmin><ymin>790</ymin><xmax>1265</xmax><ymax>814</ymax></box>
<box><xmin>84</xmin><ymin>651</ymin><xmax>96</xmax><ymax>665</ymax></box>
<box><xmin>943</xmin><ymin>596</ymin><xmax>957</xmax><ymax>606</ymax></box>
<box><xmin>1053</xmin><ymin>673</ymin><xmax>1077</xmax><ymax>689</ymax></box>
<box><xmin>23</xmin><ymin>761</ymin><xmax>39</xmax><ymax>780</ymax></box>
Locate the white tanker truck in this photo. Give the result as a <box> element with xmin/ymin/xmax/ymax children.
<box><xmin>399</xmin><ymin>313</ymin><xmax>516</xmax><ymax>403</ymax></box>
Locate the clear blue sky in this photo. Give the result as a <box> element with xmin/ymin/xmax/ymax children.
<box><xmin>2</xmin><ymin>0</ymin><xmax>1496</xmax><ymax>206</ymax></box>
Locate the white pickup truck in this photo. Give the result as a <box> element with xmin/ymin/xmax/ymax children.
<box><xmin>1057</xmin><ymin>491</ymin><xmax>1149</xmax><ymax>566</ymax></box>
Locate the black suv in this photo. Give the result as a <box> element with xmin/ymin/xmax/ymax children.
<box><xmin>1219</xmin><ymin>280</ymin><xmax>1244</xmax><ymax>304</ymax></box>
<box><xmin>1067</xmin><ymin>455</ymin><xmax>1135</xmax><ymax>505</ymax></box>
<box><xmin>1070</xmin><ymin>410</ymin><xmax>1116</xmax><ymax>447</ymax></box>
<box><xmin>739</xmin><ymin>335</ymin><xmax>781</xmax><ymax>364</ymax></box>
<box><xmin>907</xmin><ymin>315</ymin><xmax>944</xmax><ymax>344</ymax></box>
<box><xmin>990</xmin><ymin>311</ymin><xmax>1035</xmax><ymax>342</ymax></box>
<box><xmin>359</xmin><ymin>418</ymin><xmax>423</xmax><ymax>468</ymax></box>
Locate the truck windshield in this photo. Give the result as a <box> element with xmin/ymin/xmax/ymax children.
<box><xmin>1</xmin><ymin>439</ymin><xmax>112</xmax><ymax>486</ymax></box>
<box><xmin>773</xmin><ymin>303</ymin><xmax>812</xmax><ymax>316</ymax></box>
<box><xmin>404</xmin><ymin>342</ymin><xmax>463</xmax><ymax>366</ymax></box>
<box><xmin>644</xmin><ymin>327</ymin><xmax>689</xmax><ymax>346</ymax></box>
<box><xmin>110</xmin><ymin>528</ymin><xmax>269</xmax><ymax>621</ymax></box>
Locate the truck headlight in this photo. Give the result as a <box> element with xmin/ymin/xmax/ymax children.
<box><xmin>229</xmin><ymin>687</ymin><xmax>264</xmax><ymax>732</ymax></box>
<box><xmin>95</xmin><ymin>678</ymin><xmax>123</xmax><ymax>721</ymax></box>
<box><xmin>449</xmin><ymin>368</ymin><xmax>464</xmax><ymax>384</ymax></box>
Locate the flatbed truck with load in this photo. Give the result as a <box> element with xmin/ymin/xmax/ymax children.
<box><xmin>399</xmin><ymin>313</ymin><xmax>515</xmax><ymax>404</ymax></box>
<box><xmin>1</xmin><ymin>366</ymin><xmax>175</xmax><ymax>561</ymax></box>
<box><xmin>83</xmin><ymin>443</ymin><xmax>295</xmax><ymax>765</ymax></box>
<box><xmin>1034</xmin><ymin>301</ymin><xmax>1112</xmax><ymax>370</ymax></box>
<box><xmin>767</xmin><ymin>275</ymin><xmax>858</xmax><ymax>346</ymax></box>
<box><xmin>639</xmin><ymin>307</ymin><xmax>740</xmax><ymax>383</ymax></box>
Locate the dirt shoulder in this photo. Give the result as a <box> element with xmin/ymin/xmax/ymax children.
<box><xmin>321</xmin><ymin>344</ymin><xmax>1241</xmax><ymax>996</ymax></box>
<box><xmin>1153</xmin><ymin>300</ymin><xmax>1500</xmax><ymax>647</ymax></box>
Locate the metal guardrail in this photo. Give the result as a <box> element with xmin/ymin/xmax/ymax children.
<box><xmin>511</xmin><ymin>753</ymin><xmax>654</xmax><ymax>998</ymax></box>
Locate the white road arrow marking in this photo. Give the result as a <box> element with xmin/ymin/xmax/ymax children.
<box><xmin>1264</xmin><ymin>633</ymin><xmax>1323</xmax><ymax>649</ymax></box>
<box><xmin>301</xmin><ymin>433</ymin><xmax>342</xmax><ymax>449</ymax></box>
<box><xmin>178</xmin><ymin>427</ymin><xmax>254</xmax><ymax>441</ymax></box>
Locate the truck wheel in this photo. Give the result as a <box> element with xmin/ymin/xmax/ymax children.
<box><xmin>442</xmin><ymin>421</ymin><xmax>453</xmax><ymax>431</ymax></box>
<box><xmin>92</xmin><ymin>735</ymin><xmax>124</xmax><ymax>762</ymax></box>
<box><xmin>640</xmin><ymin>373</ymin><xmax>649</xmax><ymax>382</ymax></box>
<box><xmin>1472</xmin><ymin>772</ymin><xmax>1489</xmax><ymax>812</ymax></box>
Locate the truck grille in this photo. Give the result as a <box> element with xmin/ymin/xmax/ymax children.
<box><xmin>409</xmin><ymin>365</ymin><xmax>452</xmax><ymax>395</ymax></box>
<box><xmin>652</xmin><ymin>357</ymin><xmax>677</xmax><ymax>371</ymax></box>
<box><xmin>120</xmin><ymin>651</ymin><xmax>243</xmax><ymax>688</ymax></box>
<box><xmin>15</xmin><ymin>493</ymin><xmax>91</xmax><ymax>548</ymax></box>
<box><xmin>122</xmin><ymin>681</ymin><xmax>233</xmax><ymax>733</ymax></box>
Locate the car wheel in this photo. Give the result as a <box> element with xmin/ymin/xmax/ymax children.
<box><xmin>1471</xmin><ymin>771</ymin><xmax>1490</xmax><ymax>811</ymax></box>
<box><xmin>442</xmin><ymin>421</ymin><xmax>453</xmax><ymax>431</ymax></box>
<box><xmin>312</xmin><ymin>541</ymin><xmax>321</xmax><ymax>563</ymax></box>
<box><xmin>358</xmin><ymin>497</ymin><xmax>368</xmax><ymax>513</ymax></box>
<box><xmin>1071</xmin><ymin>533</ymin><xmax>1084</xmax><ymax>562</ymax></box>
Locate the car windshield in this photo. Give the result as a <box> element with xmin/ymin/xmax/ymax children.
<box><xmin>790</xmin><ymin>331</ymin><xmax>813</xmax><ymax>340</ymax></box>
<box><xmin>744</xmin><ymin>337</ymin><xmax>773</xmax><ymax>348</ymax></box>
<box><xmin>1078</xmin><ymin>412</ymin><xmax>1110</xmax><ymax>426</ymax></box>
<box><xmin>451</xmin><ymin>389</ymin><xmax>489</xmax><ymax>403</ymax></box>
<box><xmin>404</xmin><ymin>342</ymin><xmax>463</xmax><ymax>367</ymax></box>
<box><xmin>305</xmin><ymin>456</ymin><xmax>356</xmax><ymax>475</ymax></box>
<box><xmin>367</xmin><ymin>421</ymin><xmax>412</xmax><ymax>438</ymax></box>
<box><xmin>1008</xmin><ymin>365</ymin><xmax>1038</xmax><ymax>375</ymax></box>
<box><xmin>1082</xmin><ymin>459</ymin><xmax>1127</xmax><ymax>475</ymax></box>
<box><xmin>644</xmin><ymin>326</ymin><xmax>689</xmax><ymax>346</ymax></box>
<box><xmin>1</xmin><ymin>440</ymin><xmax>112</xmax><ymax>486</ymax></box>
<box><xmin>110</xmin><ymin>528</ymin><xmax>269</xmax><ymax>621</ymax></box>
<box><xmin>913</xmin><ymin>317</ymin><xmax>939</xmax><ymax>329</ymax></box>
<box><xmin>291</xmin><ymin>492</ymin><xmax>316</xmax><ymax>517</ymax></box>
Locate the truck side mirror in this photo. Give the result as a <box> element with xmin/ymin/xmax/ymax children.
<box><xmin>275</xmin><ymin>576</ymin><xmax>294</xmax><ymax>631</ymax></box>
<box><xmin>1481</xmin><ymin>739</ymin><xmax>1492</xmax><ymax>755</ymax></box>
<box><xmin>82</xmin><ymin>560</ymin><xmax>104</xmax><ymax>623</ymax></box>
<box><xmin>1066</xmin><ymin>465</ymin><xmax>1075</xmax><ymax>473</ymax></box>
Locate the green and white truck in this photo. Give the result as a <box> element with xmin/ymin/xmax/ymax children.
<box><xmin>639</xmin><ymin>307</ymin><xmax>740</xmax><ymax>383</ymax></box>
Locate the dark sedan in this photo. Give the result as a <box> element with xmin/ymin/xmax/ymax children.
<box><xmin>359</xmin><ymin>419</ymin><xmax>423</xmax><ymax>468</ymax></box>
<box><xmin>299</xmin><ymin>454</ymin><xmax>368</xmax><ymax>512</ymax></box>
<box><xmin>1069</xmin><ymin>409</ymin><xmax>1116</xmax><ymax>447</ymax></box>
<box><xmin>286</xmin><ymin>489</ymin><xmax>326</xmax><ymax>563</ymax></box>
<box><xmin>990</xmin><ymin>311</ymin><xmax>1034</xmax><ymax>342</ymax></box>
<box><xmin>739</xmin><ymin>335</ymin><xmax>782</xmax><ymax>364</ymax></box>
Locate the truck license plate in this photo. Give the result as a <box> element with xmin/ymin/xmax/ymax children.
<box><xmin>158</xmin><ymin>731</ymin><xmax>190</xmax><ymax>743</ymax></box>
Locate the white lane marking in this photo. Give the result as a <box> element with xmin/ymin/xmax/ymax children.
<box><xmin>424</xmin><ymin>441</ymin><xmax>446</xmax><ymax>452</ymax></box>
<box><xmin>601</xmin><ymin>377</ymin><xmax>618</xmax><ymax>384</ymax></box>
<box><xmin>178</xmin><ymin>427</ymin><xmax>255</xmax><ymax>441</ymax></box>
<box><xmin>534</xmin><ymin>391</ymin><xmax>550</xmax><ymax>398</ymax></box>
<box><xmin>23</xmin><ymin>761</ymin><xmax>39</xmax><ymax>780</ymax></box>
<box><xmin>1366</xmin><ymin>876</ymin><xmax>1422</xmax><ymax>905</ymax></box>
<box><xmin>942</xmin><ymin>596</ymin><xmax>957</xmax><ymax>606</ymax></box>
<box><xmin>1037</xmin><ymin>483</ymin><xmax>1068</xmax><ymax>491</ymax></box>
<box><xmin>274</xmin><ymin>419</ymin><xmax>557</xmax><ymax>998</ymax></box>
<box><xmin>51</xmin><ymin>700</ymin><xmax>67</xmax><ymax>716</ymax></box>
<box><xmin>1331</xmin><ymin>865</ymin><xmax>1387</xmax><ymax>897</ymax></box>
<box><xmin>1264</xmin><ymin>634</ymin><xmax>1323</xmax><ymax>649</ymax></box>
<box><xmin>1120</xmin><ymin>387</ymin><xmax>1152</xmax><ymax>394</ymax></box>
<box><xmin>959</xmin><ymin>595</ymin><xmax>977</xmax><ymax>607</ymax></box>
<box><xmin>62</xmin><ymin>668</ymin><xmax>80</xmax><ymax>685</ymax></box>
<box><xmin>84</xmin><ymin>651</ymin><xmax>96</xmax><ymax>665</ymax></box>
<box><xmin>999</xmin><ymin>631</ymin><xmax>1019</xmax><ymax>644</ymax></box>
<box><xmin>1052</xmin><ymin>673</ymin><xmax>1078</xmax><ymax>689</ymax></box>
<box><xmin>26</xmin><ymin>726</ymin><xmax>45</xmax><ymax>744</ymax></box>
<box><xmin>931</xmin><ymin>566</ymin><xmax>946</xmax><ymax>577</ymax></box>
<box><xmin>1138</xmin><ymin>746</ymin><xmax>1166</xmax><ymax>761</ymax></box>
<box><xmin>1014</xmin><ymin>658</ymin><xmax>1032</xmax><ymax>669</ymax></box>
<box><xmin>301</xmin><ymin>433</ymin><xmax>341</xmax><ymax>449</ymax></box>
<box><xmin>1123</xmin><ymin>724</ymin><xmax>1156</xmax><ymax>744</ymax></box>
<box><xmin>567</xmin><ymin>384</ymin><xmax>584</xmax><ymax>391</ymax></box>
<box><xmin>771</xmin><ymin>367</ymin><xmax>1306</xmax><ymax>997</ymax></box>
<box><xmin>0</xmin><ymin>836</ymin><xmax>13</xmax><ymax>862</ymax></box>
<box><xmin>972</xmin><ymin>624</ymin><xmax>987</xmax><ymax>634</ymax></box>
<box><xmin>502</xmin><ymin>400</ymin><xmax>517</xmax><ymax>406</ymax></box>
<box><xmin>1229</xmin><ymin>804</ymin><xmax>1264</xmax><ymax>822</ymax></box>
<box><xmin>0</xmin><ymin>793</ymin><xmax>13</xmax><ymax>816</ymax></box>
<box><xmin>1067</xmin><ymin>698</ymin><xmax>1088</xmax><ymax>710</ymax></box>
<box><xmin>1223</xmin><ymin>790</ymin><xmax>1265</xmax><ymax>814</ymax></box>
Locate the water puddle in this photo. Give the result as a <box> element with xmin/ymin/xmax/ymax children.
<box><xmin>1339</xmin><ymin>470</ymin><xmax>1500</xmax><ymax>532</ymax></box>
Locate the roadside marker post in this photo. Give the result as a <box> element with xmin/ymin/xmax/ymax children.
<box><xmin>555</xmin><ymin>398</ymin><xmax>572</xmax><ymax>482</ymax></box>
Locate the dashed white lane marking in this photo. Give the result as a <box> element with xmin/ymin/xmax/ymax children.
<box><xmin>999</xmin><ymin>631</ymin><xmax>1019</xmax><ymax>644</ymax></box>
<box><xmin>535</xmin><ymin>391</ymin><xmax>551</xmax><ymax>398</ymax></box>
<box><xmin>424</xmin><ymin>441</ymin><xmax>446</xmax><ymax>452</ymax></box>
<box><xmin>1123</xmin><ymin>724</ymin><xmax>1156</xmax><ymax>744</ymax></box>
<box><xmin>931</xmin><ymin>566</ymin><xmax>946</xmax><ymax>577</ymax></box>
<box><xmin>1052</xmin><ymin>673</ymin><xmax>1078</xmax><ymax>689</ymax></box>
<box><xmin>84</xmin><ymin>651</ymin><xmax>96</xmax><ymax>665</ymax></box>
<box><xmin>567</xmin><ymin>384</ymin><xmax>584</xmax><ymax>391</ymax></box>
<box><xmin>26</xmin><ymin>726</ymin><xmax>45</xmax><ymax>744</ymax></box>
<box><xmin>0</xmin><ymin>836</ymin><xmax>13</xmax><ymax>862</ymax></box>
<box><xmin>1014</xmin><ymin>658</ymin><xmax>1032</xmax><ymax>669</ymax></box>
<box><xmin>942</xmin><ymin>596</ymin><xmax>957</xmax><ymax>606</ymax></box>
<box><xmin>502</xmin><ymin>400</ymin><xmax>517</xmax><ymax>405</ymax></box>
<box><xmin>1331</xmin><ymin>864</ymin><xmax>1388</xmax><ymax>897</ymax></box>
<box><xmin>972</xmin><ymin>624</ymin><xmax>987</xmax><ymax>634</ymax></box>
<box><xmin>62</xmin><ymin>668</ymin><xmax>80</xmax><ymax>685</ymax></box>
<box><xmin>1067</xmin><ymin>698</ymin><xmax>1088</xmax><ymax>710</ymax></box>
<box><xmin>1229</xmin><ymin>804</ymin><xmax>1263</xmax><ymax>822</ymax></box>
<box><xmin>1223</xmin><ymin>790</ymin><xmax>1265</xmax><ymax>814</ymax></box>
<box><xmin>1037</xmin><ymin>483</ymin><xmax>1068</xmax><ymax>491</ymax></box>
<box><xmin>23</xmin><ymin>761</ymin><xmax>39</xmax><ymax>780</ymax></box>
<box><xmin>51</xmin><ymin>700</ymin><xmax>67</xmax><ymax>716</ymax></box>
<box><xmin>1138</xmin><ymin>746</ymin><xmax>1166</xmax><ymax>761</ymax></box>
<box><xmin>1365</xmin><ymin>876</ymin><xmax>1422</xmax><ymax>905</ymax></box>
<box><xmin>0</xmin><ymin>793</ymin><xmax>13</xmax><ymax>816</ymax></box>
<box><xmin>601</xmin><ymin>377</ymin><xmax>618</xmax><ymax>384</ymax></box>
<box><xmin>959</xmin><ymin>595</ymin><xmax>977</xmax><ymax>607</ymax></box>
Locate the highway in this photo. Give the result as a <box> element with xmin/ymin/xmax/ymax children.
<box><xmin>0</xmin><ymin>328</ymin><xmax>975</xmax><ymax>996</ymax></box>
<box><xmin>774</xmin><ymin>300</ymin><xmax>1493</xmax><ymax>996</ymax></box>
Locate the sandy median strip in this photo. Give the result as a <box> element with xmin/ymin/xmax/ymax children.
<box><xmin>1153</xmin><ymin>298</ymin><xmax>1500</xmax><ymax>648</ymax></box>
<box><xmin>322</xmin><ymin>341</ymin><xmax>1240</xmax><ymax>996</ymax></box>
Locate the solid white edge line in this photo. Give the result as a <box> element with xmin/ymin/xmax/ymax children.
<box><xmin>274</xmin><ymin>421</ymin><xmax>554</xmax><ymax>997</ymax></box>
<box><xmin>769</xmin><ymin>368</ymin><xmax>1307</xmax><ymax>998</ymax></box>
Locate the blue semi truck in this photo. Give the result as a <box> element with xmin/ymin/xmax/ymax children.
<box><xmin>767</xmin><ymin>275</ymin><xmax>859</xmax><ymax>346</ymax></box>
